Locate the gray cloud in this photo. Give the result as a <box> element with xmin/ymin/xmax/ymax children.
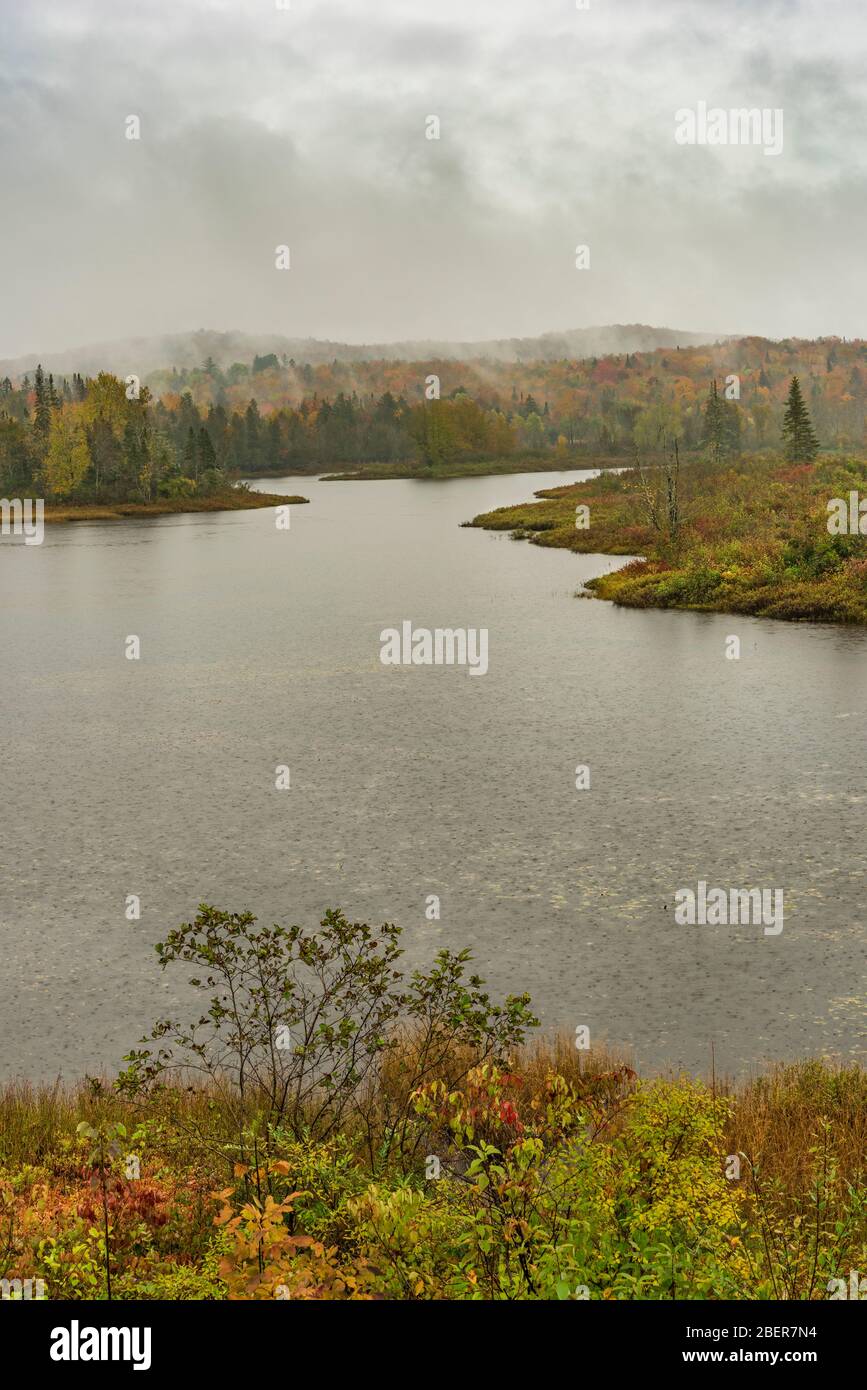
<box><xmin>0</xmin><ymin>0</ymin><xmax>864</xmax><ymax>359</ymax></box>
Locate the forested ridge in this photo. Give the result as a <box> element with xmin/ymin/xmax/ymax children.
<box><xmin>2</xmin><ymin>336</ymin><xmax>866</xmax><ymax>499</ymax></box>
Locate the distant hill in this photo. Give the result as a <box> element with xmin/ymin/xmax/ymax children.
<box><xmin>0</xmin><ymin>324</ymin><xmax>731</xmax><ymax>380</ymax></box>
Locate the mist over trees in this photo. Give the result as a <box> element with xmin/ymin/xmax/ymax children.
<box><xmin>0</xmin><ymin>335</ymin><xmax>845</xmax><ymax>497</ymax></box>
<box><xmin>0</xmin><ymin>324</ymin><xmax>726</xmax><ymax>381</ymax></box>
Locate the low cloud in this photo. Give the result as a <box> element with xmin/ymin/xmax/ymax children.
<box><xmin>0</xmin><ymin>0</ymin><xmax>864</xmax><ymax>359</ymax></box>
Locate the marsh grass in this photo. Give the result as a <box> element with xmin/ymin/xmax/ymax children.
<box><xmin>2</xmin><ymin>1043</ymin><xmax>861</xmax><ymax>1192</ymax></box>
<box><xmin>42</xmin><ymin>490</ymin><xmax>308</xmax><ymax>523</ymax></box>
<box><xmin>469</xmin><ymin>453</ymin><xmax>867</xmax><ymax>623</ymax></box>
<box><xmin>1</xmin><ymin>1045</ymin><xmax>863</xmax><ymax>1300</ymax></box>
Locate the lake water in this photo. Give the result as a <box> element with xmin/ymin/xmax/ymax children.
<box><xmin>1</xmin><ymin>471</ymin><xmax>865</xmax><ymax>1081</ymax></box>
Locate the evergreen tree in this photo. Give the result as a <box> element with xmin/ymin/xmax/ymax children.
<box><xmin>703</xmin><ymin>380</ymin><xmax>726</xmax><ymax>464</ymax></box>
<box><xmin>177</xmin><ymin>391</ymin><xmax>200</xmax><ymax>446</ymax></box>
<box><xmin>244</xmin><ymin>399</ymin><xmax>262</xmax><ymax>469</ymax></box>
<box><xmin>33</xmin><ymin>364</ymin><xmax>51</xmax><ymax>443</ymax></box>
<box><xmin>0</xmin><ymin>416</ymin><xmax>34</xmax><ymax>492</ymax></box>
<box><xmin>781</xmin><ymin>376</ymin><xmax>819</xmax><ymax>462</ymax></box>
<box><xmin>265</xmin><ymin>416</ymin><xmax>283</xmax><ymax>471</ymax></box>
<box><xmin>206</xmin><ymin>403</ymin><xmax>228</xmax><ymax>463</ymax></box>
<box><xmin>374</xmin><ymin>391</ymin><xmax>398</xmax><ymax>424</ymax></box>
<box><xmin>197</xmin><ymin>426</ymin><xmax>216</xmax><ymax>474</ymax></box>
<box><xmin>183</xmin><ymin>427</ymin><xmax>198</xmax><ymax>480</ymax></box>
<box><xmin>121</xmin><ymin>420</ymin><xmax>147</xmax><ymax>496</ymax></box>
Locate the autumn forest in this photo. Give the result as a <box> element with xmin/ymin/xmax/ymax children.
<box><xmin>1</xmin><ymin>334</ymin><xmax>866</xmax><ymax>501</ymax></box>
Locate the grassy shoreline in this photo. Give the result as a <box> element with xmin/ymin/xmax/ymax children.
<box><xmin>0</xmin><ymin>903</ymin><xmax>863</xmax><ymax>1302</ymax></box>
<box><xmin>289</xmin><ymin>454</ymin><xmax>624</xmax><ymax>481</ymax></box>
<box><xmin>1</xmin><ymin>1047</ymin><xmax>862</xmax><ymax>1301</ymax></box>
<box><xmin>468</xmin><ymin>452</ymin><xmax>867</xmax><ymax>624</ymax></box>
<box><xmin>42</xmin><ymin>490</ymin><xmax>308</xmax><ymax>524</ymax></box>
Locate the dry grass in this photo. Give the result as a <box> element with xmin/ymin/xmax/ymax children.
<box><xmin>3</xmin><ymin>1039</ymin><xmax>860</xmax><ymax>1194</ymax></box>
<box><xmin>722</xmin><ymin>1058</ymin><xmax>867</xmax><ymax>1195</ymax></box>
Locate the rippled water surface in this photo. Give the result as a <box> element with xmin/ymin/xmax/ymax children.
<box><xmin>1</xmin><ymin>471</ymin><xmax>865</xmax><ymax>1080</ymax></box>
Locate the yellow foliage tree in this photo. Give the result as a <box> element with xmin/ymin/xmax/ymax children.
<box><xmin>44</xmin><ymin>409</ymin><xmax>91</xmax><ymax>498</ymax></box>
<box><xmin>80</xmin><ymin>373</ymin><xmax>128</xmax><ymax>431</ymax></box>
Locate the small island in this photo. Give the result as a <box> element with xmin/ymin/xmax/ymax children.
<box><xmin>41</xmin><ymin>490</ymin><xmax>308</xmax><ymax>524</ymax></box>
<box><xmin>0</xmin><ymin>367</ymin><xmax>308</xmax><ymax>522</ymax></box>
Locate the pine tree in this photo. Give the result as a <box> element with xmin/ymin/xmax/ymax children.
<box><xmin>781</xmin><ymin>376</ymin><xmax>819</xmax><ymax>462</ymax></box>
<box><xmin>703</xmin><ymin>379</ymin><xmax>725</xmax><ymax>464</ymax></box>
<box><xmin>183</xmin><ymin>427</ymin><xmax>198</xmax><ymax>480</ymax></box>
<box><xmin>244</xmin><ymin>399</ymin><xmax>263</xmax><ymax>470</ymax></box>
<box><xmin>33</xmin><ymin>363</ymin><xmax>51</xmax><ymax>442</ymax></box>
<box><xmin>197</xmin><ymin>426</ymin><xmax>216</xmax><ymax>473</ymax></box>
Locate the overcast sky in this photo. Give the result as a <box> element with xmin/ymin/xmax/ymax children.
<box><xmin>1</xmin><ymin>0</ymin><xmax>864</xmax><ymax>358</ymax></box>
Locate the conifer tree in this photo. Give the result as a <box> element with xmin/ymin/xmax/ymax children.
<box><xmin>781</xmin><ymin>375</ymin><xmax>819</xmax><ymax>462</ymax></box>
<box><xmin>703</xmin><ymin>379</ymin><xmax>725</xmax><ymax>464</ymax></box>
<box><xmin>183</xmin><ymin>426</ymin><xmax>198</xmax><ymax>480</ymax></box>
<box><xmin>33</xmin><ymin>363</ymin><xmax>51</xmax><ymax>442</ymax></box>
<box><xmin>197</xmin><ymin>426</ymin><xmax>216</xmax><ymax>473</ymax></box>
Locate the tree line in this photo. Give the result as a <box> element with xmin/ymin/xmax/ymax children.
<box><xmin>0</xmin><ymin>357</ymin><xmax>824</xmax><ymax>502</ymax></box>
<box><xmin>148</xmin><ymin>335</ymin><xmax>867</xmax><ymax>458</ymax></box>
<box><xmin>0</xmin><ymin>367</ymin><xmax>230</xmax><ymax>503</ymax></box>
